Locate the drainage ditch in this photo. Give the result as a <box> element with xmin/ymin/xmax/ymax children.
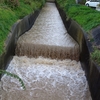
<box><xmin>0</xmin><ymin>2</ymin><xmax>92</xmax><ymax>100</ymax></box>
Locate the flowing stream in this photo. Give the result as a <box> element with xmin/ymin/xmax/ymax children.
<box><xmin>0</xmin><ymin>2</ymin><xmax>92</xmax><ymax>100</ymax></box>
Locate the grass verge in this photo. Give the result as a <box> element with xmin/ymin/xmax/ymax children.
<box><xmin>0</xmin><ymin>0</ymin><xmax>45</xmax><ymax>55</ymax></box>
<box><xmin>57</xmin><ymin>0</ymin><xmax>100</xmax><ymax>32</ymax></box>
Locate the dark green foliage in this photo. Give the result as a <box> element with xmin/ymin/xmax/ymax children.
<box><xmin>91</xmin><ymin>48</ymin><xmax>100</xmax><ymax>65</ymax></box>
<box><xmin>4</xmin><ymin>0</ymin><xmax>19</xmax><ymax>8</ymax></box>
<box><xmin>0</xmin><ymin>70</ymin><xmax>25</xmax><ymax>89</ymax></box>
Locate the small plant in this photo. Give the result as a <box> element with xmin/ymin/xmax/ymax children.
<box><xmin>0</xmin><ymin>70</ymin><xmax>25</xmax><ymax>90</ymax></box>
<box><xmin>91</xmin><ymin>47</ymin><xmax>100</xmax><ymax>65</ymax></box>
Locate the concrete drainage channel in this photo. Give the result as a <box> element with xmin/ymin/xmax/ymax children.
<box><xmin>0</xmin><ymin>1</ymin><xmax>93</xmax><ymax>100</ymax></box>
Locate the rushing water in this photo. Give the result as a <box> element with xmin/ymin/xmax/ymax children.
<box><xmin>1</xmin><ymin>56</ymin><xmax>91</xmax><ymax>100</ymax></box>
<box><xmin>0</xmin><ymin>2</ymin><xmax>92</xmax><ymax>100</ymax></box>
<box><xmin>16</xmin><ymin>3</ymin><xmax>79</xmax><ymax>61</ymax></box>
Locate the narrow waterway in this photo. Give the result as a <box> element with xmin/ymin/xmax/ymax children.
<box><xmin>16</xmin><ymin>3</ymin><xmax>79</xmax><ymax>61</ymax></box>
<box><xmin>0</xmin><ymin>2</ymin><xmax>92</xmax><ymax>100</ymax></box>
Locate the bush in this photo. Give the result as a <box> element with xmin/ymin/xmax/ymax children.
<box><xmin>91</xmin><ymin>48</ymin><xmax>100</xmax><ymax>65</ymax></box>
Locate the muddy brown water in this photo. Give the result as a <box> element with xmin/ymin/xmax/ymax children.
<box><xmin>15</xmin><ymin>3</ymin><xmax>79</xmax><ymax>61</ymax></box>
<box><xmin>0</xmin><ymin>2</ymin><xmax>92</xmax><ymax>100</ymax></box>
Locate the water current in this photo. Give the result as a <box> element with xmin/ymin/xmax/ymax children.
<box><xmin>16</xmin><ymin>3</ymin><xmax>79</xmax><ymax>61</ymax></box>
<box><xmin>0</xmin><ymin>2</ymin><xmax>92</xmax><ymax>100</ymax></box>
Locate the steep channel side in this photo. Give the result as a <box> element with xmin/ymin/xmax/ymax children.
<box><xmin>55</xmin><ymin>1</ymin><xmax>96</xmax><ymax>99</ymax></box>
<box><xmin>55</xmin><ymin>1</ymin><xmax>90</xmax><ymax>73</ymax></box>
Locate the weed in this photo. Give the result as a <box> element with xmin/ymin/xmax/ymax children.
<box><xmin>0</xmin><ymin>70</ymin><xmax>25</xmax><ymax>89</ymax></box>
<box><xmin>91</xmin><ymin>48</ymin><xmax>100</xmax><ymax>65</ymax></box>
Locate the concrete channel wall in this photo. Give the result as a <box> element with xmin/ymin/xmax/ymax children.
<box><xmin>0</xmin><ymin>10</ymin><xmax>41</xmax><ymax>75</ymax></box>
<box><xmin>55</xmin><ymin>1</ymin><xmax>100</xmax><ymax>100</ymax></box>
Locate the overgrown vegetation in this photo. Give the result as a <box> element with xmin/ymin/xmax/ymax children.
<box><xmin>56</xmin><ymin>0</ymin><xmax>100</xmax><ymax>65</ymax></box>
<box><xmin>0</xmin><ymin>0</ymin><xmax>45</xmax><ymax>55</ymax></box>
<box><xmin>0</xmin><ymin>70</ymin><xmax>25</xmax><ymax>89</ymax></box>
<box><xmin>56</xmin><ymin>0</ymin><xmax>100</xmax><ymax>32</ymax></box>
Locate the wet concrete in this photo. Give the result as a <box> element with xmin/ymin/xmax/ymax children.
<box><xmin>16</xmin><ymin>3</ymin><xmax>79</xmax><ymax>61</ymax></box>
<box><xmin>0</xmin><ymin>2</ymin><xmax>92</xmax><ymax>100</ymax></box>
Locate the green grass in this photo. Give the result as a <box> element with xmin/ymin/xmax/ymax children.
<box><xmin>56</xmin><ymin>0</ymin><xmax>100</xmax><ymax>32</ymax></box>
<box><xmin>0</xmin><ymin>7</ymin><xmax>17</xmax><ymax>54</ymax></box>
<box><xmin>67</xmin><ymin>5</ymin><xmax>100</xmax><ymax>31</ymax></box>
<box><xmin>0</xmin><ymin>0</ymin><xmax>45</xmax><ymax>55</ymax></box>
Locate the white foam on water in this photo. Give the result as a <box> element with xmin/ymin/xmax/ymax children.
<box><xmin>1</xmin><ymin>56</ymin><xmax>92</xmax><ymax>100</ymax></box>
